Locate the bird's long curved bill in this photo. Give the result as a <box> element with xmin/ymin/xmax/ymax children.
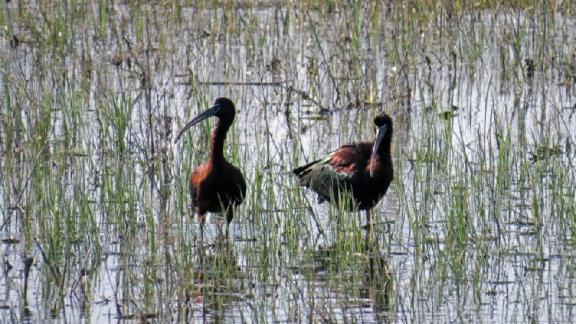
<box><xmin>370</xmin><ymin>124</ymin><xmax>388</xmax><ymax>177</ymax></box>
<box><xmin>174</xmin><ymin>104</ymin><xmax>220</xmax><ymax>142</ymax></box>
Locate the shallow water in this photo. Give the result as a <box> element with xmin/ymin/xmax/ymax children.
<box><xmin>1</xmin><ymin>2</ymin><xmax>576</xmax><ymax>323</ymax></box>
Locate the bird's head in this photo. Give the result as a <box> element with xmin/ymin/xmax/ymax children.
<box><xmin>370</xmin><ymin>114</ymin><xmax>393</xmax><ymax>177</ymax></box>
<box><xmin>175</xmin><ymin>97</ymin><xmax>236</xmax><ymax>142</ymax></box>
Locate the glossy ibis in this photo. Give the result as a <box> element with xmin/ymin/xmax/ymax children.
<box><xmin>175</xmin><ymin>97</ymin><xmax>246</xmax><ymax>236</ymax></box>
<box><xmin>293</xmin><ymin>114</ymin><xmax>394</xmax><ymax>230</ymax></box>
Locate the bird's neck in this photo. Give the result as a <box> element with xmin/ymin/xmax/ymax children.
<box><xmin>210</xmin><ymin>119</ymin><xmax>231</xmax><ymax>164</ymax></box>
<box><xmin>385</xmin><ymin>130</ymin><xmax>394</xmax><ymax>151</ymax></box>
<box><xmin>376</xmin><ymin>134</ymin><xmax>393</xmax><ymax>159</ymax></box>
<box><xmin>380</xmin><ymin>141</ymin><xmax>392</xmax><ymax>157</ymax></box>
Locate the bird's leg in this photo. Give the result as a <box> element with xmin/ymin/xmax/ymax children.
<box><xmin>365</xmin><ymin>209</ymin><xmax>373</xmax><ymax>247</ymax></box>
<box><xmin>215</xmin><ymin>208</ymin><xmax>231</xmax><ymax>241</ymax></box>
<box><xmin>197</xmin><ymin>215</ymin><xmax>205</xmax><ymax>265</ymax></box>
<box><xmin>216</xmin><ymin>219</ymin><xmax>224</xmax><ymax>240</ymax></box>
<box><xmin>199</xmin><ymin>217</ymin><xmax>205</xmax><ymax>246</ymax></box>
<box><xmin>225</xmin><ymin>208</ymin><xmax>233</xmax><ymax>241</ymax></box>
<box><xmin>365</xmin><ymin>209</ymin><xmax>372</xmax><ymax>233</ymax></box>
<box><xmin>200</xmin><ymin>220</ymin><xmax>204</xmax><ymax>236</ymax></box>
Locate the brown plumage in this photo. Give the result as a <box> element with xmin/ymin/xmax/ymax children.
<box><xmin>175</xmin><ymin>97</ymin><xmax>246</xmax><ymax>230</ymax></box>
<box><xmin>293</xmin><ymin>114</ymin><xmax>394</xmax><ymax>228</ymax></box>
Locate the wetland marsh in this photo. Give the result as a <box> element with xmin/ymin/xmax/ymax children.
<box><xmin>1</xmin><ymin>1</ymin><xmax>576</xmax><ymax>322</ymax></box>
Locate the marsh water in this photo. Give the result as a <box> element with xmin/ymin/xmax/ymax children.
<box><xmin>1</xmin><ymin>2</ymin><xmax>576</xmax><ymax>323</ymax></box>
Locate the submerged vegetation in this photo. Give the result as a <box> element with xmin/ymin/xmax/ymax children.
<box><xmin>1</xmin><ymin>0</ymin><xmax>575</xmax><ymax>322</ymax></box>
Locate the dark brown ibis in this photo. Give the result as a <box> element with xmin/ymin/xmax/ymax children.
<box><xmin>175</xmin><ymin>97</ymin><xmax>246</xmax><ymax>235</ymax></box>
<box><xmin>293</xmin><ymin>114</ymin><xmax>394</xmax><ymax>230</ymax></box>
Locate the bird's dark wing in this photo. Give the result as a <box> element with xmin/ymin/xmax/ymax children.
<box><xmin>293</xmin><ymin>144</ymin><xmax>370</xmax><ymax>203</ymax></box>
<box><xmin>296</xmin><ymin>144</ymin><xmax>368</xmax><ymax>176</ymax></box>
<box><xmin>327</xmin><ymin>144</ymin><xmax>366</xmax><ymax>174</ymax></box>
<box><xmin>223</xmin><ymin>164</ymin><xmax>246</xmax><ymax>206</ymax></box>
